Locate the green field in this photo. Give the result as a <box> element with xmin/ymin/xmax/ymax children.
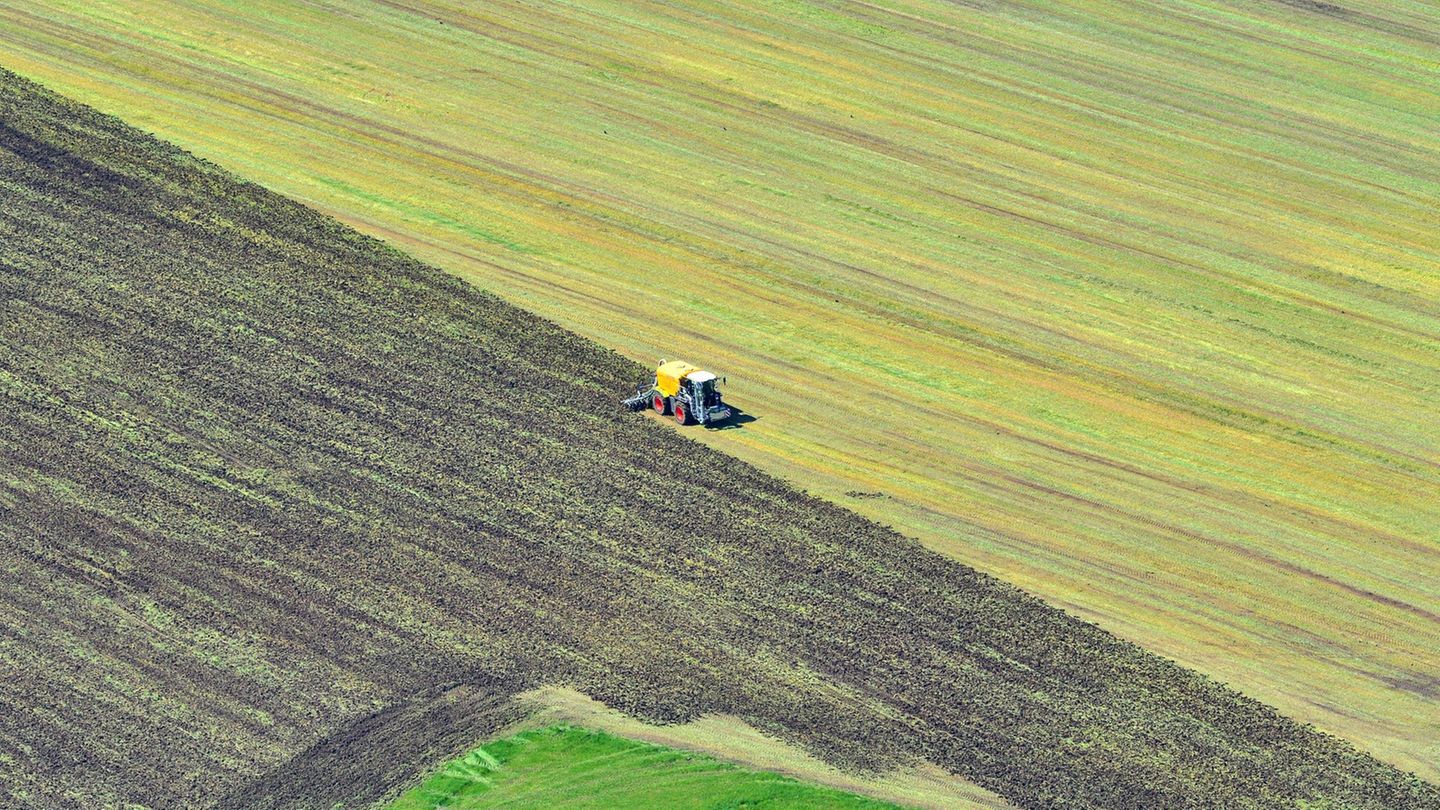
<box><xmin>503</xmin><ymin>686</ymin><xmax>1015</xmax><ymax>810</ymax></box>
<box><xmin>2</xmin><ymin>0</ymin><xmax>1433</xmax><ymax>778</ymax></box>
<box><xmin>389</xmin><ymin>726</ymin><xmax>896</xmax><ymax>809</ymax></box>
<box><xmin>4</xmin><ymin>68</ymin><xmax>1434</xmax><ymax>809</ymax></box>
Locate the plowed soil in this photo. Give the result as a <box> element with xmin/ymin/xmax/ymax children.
<box><xmin>0</xmin><ymin>69</ymin><xmax>1434</xmax><ymax>809</ymax></box>
<box><xmin>220</xmin><ymin>684</ymin><xmax>527</xmax><ymax>810</ymax></box>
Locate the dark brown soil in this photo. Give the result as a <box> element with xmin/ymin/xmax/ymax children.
<box><xmin>218</xmin><ymin>682</ymin><xmax>527</xmax><ymax>810</ymax></box>
<box><xmin>0</xmin><ymin>67</ymin><xmax>1434</xmax><ymax>809</ymax></box>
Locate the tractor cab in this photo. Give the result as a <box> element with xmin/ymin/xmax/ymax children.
<box><xmin>687</xmin><ymin>371</ymin><xmax>723</xmax><ymax>413</ymax></box>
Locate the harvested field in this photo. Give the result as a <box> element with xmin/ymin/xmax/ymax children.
<box><xmin>0</xmin><ymin>70</ymin><xmax>1434</xmax><ymax>809</ymax></box>
<box><xmin>1</xmin><ymin>0</ymin><xmax>1435</xmax><ymax>777</ymax></box>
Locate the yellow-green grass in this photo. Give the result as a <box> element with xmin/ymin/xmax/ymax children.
<box><xmin>388</xmin><ymin>725</ymin><xmax>900</xmax><ymax>809</ymax></box>
<box><xmin>509</xmin><ymin>687</ymin><xmax>1013</xmax><ymax>810</ymax></box>
<box><xmin>2</xmin><ymin>0</ymin><xmax>1434</xmax><ymax>777</ymax></box>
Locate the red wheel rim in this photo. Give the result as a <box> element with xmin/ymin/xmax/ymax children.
<box><xmin>674</xmin><ymin>404</ymin><xmax>686</xmax><ymax>424</ymax></box>
<box><xmin>652</xmin><ymin>394</ymin><xmax>665</xmax><ymax>413</ymax></box>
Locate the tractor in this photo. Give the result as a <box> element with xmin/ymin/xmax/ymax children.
<box><xmin>622</xmin><ymin>359</ymin><xmax>732</xmax><ymax>426</ymax></box>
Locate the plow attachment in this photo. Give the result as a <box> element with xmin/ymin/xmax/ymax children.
<box><xmin>621</xmin><ymin>384</ymin><xmax>654</xmax><ymax>411</ymax></box>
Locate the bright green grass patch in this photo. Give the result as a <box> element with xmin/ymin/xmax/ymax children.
<box><xmin>389</xmin><ymin>726</ymin><xmax>897</xmax><ymax>809</ymax></box>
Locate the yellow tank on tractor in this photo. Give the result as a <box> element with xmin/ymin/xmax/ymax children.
<box><xmin>622</xmin><ymin>359</ymin><xmax>732</xmax><ymax>426</ymax></box>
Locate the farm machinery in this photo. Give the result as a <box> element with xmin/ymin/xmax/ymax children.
<box><xmin>622</xmin><ymin>359</ymin><xmax>732</xmax><ymax>426</ymax></box>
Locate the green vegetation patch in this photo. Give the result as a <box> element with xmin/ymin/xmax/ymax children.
<box><xmin>390</xmin><ymin>726</ymin><xmax>895</xmax><ymax>809</ymax></box>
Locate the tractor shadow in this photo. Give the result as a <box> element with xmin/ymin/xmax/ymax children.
<box><xmin>705</xmin><ymin>405</ymin><xmax>758</xmax><ymax>431</ymax></box>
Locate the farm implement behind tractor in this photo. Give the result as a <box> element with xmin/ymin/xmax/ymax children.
<box><xmin>623</xmin><ymin>359</ymin><xmax>732</xmax><ymax>426</ymax></box>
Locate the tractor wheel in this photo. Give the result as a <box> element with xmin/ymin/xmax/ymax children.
<box><xmin>674</xmin><ymin>402</ymin><xmax>691</xmax><ymax>425</ymax></box>
<box><xmin>652</xmin><ymin>393</ymin><xmax>668</xmax><ymax>414</ymax></box>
